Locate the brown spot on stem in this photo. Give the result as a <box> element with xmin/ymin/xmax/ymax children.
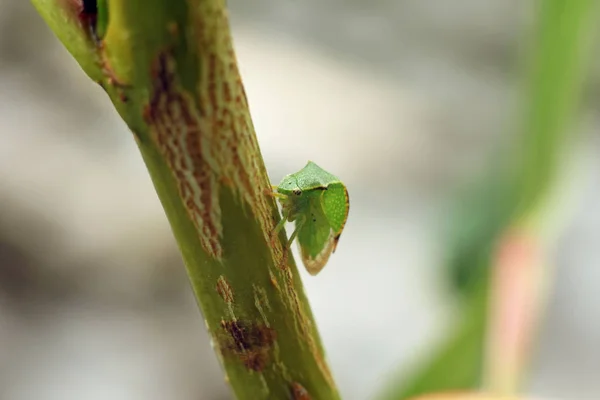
<box><xmin>274</xmin><ymin>247</ymin><xmax>290</xmax><ymax>271</ymax></box>
<box><xmin>220</xmin><ymin>320</ymin><xmax>276</xmax><ymax>371</ymax></box>
<box><xmin>222</xmin><ymin>81</ymin><xmax>232</xmax><ymax>102</ymax></box>
<box><xmin>140</xmin><ymin>8</ymin><xmax>335</xmax><ymax>382</ymax></box>
<box><xmin>216</xmin><ymin>276</ymin><xmax>234</xmax><ymax>304</ymax></box>
<box><xmin>207</xmin><ymin>52</ymin><xmax>218</xmax><ymax>112</ymax></box>
<box><xmin>269</xmin><ymin>271</ymin><xmax>280</xmax><ymax>291</ymax></box>
<box><xmin>290</xmin><ymin>382</ymin><xmax>312</xmax><ymax>400</ymax></box>
<box><xmin>144</xmin><ymin>51</ymin><xmax>223</xmax><ymax>258</ymax></box>
<box><xmin>167</xmin><ymin>21</ymin><xmax>179</xmax><ymax>37</ymax></box>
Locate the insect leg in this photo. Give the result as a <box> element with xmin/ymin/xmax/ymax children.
<box><xmin>286</xmin><ymin>214</ymin><xmax>306</xmax><ymax>247</ymax></box>
<box><xmin>272</xmin><ymin>216</ymin><xmax>287</xmax><ymax>237</ymax></box>
<box><xmin>270</xmin><ymin>207</ymin><xmax>293</xmax><ymax>247</ymax></box>
<box><xmin>264</xmin><ymin>186</ymin><xmax>287</xmax><ymax>199</ymax></box>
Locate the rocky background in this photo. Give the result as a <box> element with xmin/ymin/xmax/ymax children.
<box><xmin>1</xmin><ymin>1</ymin><xmax>599</xmax><ymax>399</ymax></box>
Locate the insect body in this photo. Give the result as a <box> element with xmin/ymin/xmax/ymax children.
<box><xmin>272</xmin><ymin>161</ymin><xmax>349</xmax><ymax>275</ymax></box>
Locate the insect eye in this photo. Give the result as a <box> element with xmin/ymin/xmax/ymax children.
<box><xmin>293</xmin><ymin>189</ymin><xmax>302</xmax><ymax>196</ymax></box>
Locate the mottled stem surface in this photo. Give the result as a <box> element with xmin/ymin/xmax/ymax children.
<box><xmin>31</xmin><ymin>1</ymin><xmax>340</xmax><ymax>399</ymax></box>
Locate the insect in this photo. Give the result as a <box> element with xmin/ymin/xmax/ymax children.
<box><xmin>271</xmin><ymin>161</ymin><xmax>349</xmax><ymax>275</ymax></box>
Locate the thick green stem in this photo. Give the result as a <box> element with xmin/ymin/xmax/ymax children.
<box><xmin>31</xmin><ymin>1</ymin><xmax>340</xmax><ymax>399</ymax></box>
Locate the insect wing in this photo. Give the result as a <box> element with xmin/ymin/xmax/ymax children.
<box><xmin>297</xmin><ymin>203</ymin><xmax>335</xmax><ymax>275</ymax></box>
<box><xmin>321</xmin><ymin>182</ymin><xmax>349</xmax><ymax>251</ymax></box>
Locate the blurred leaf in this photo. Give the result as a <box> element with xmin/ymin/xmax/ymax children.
<box><xmin>444</xmin><ymin>171</ymin><xmax>515</xmax><ymax>295</ymax></box>
<box><xmin>378</xmin><ymin>286</ymin><xmax>487</xmax><ymax>400</ymax></box>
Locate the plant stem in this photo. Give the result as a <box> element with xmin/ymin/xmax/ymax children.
<box><xmin>30</xmin><ymin>1</ymin><xmax>340</xmax><ymax>399</ymax></box>
<box><xmin>483</xmin><ymin>0</ymin><xmax>597</xmax><ymax>393</ymax></box>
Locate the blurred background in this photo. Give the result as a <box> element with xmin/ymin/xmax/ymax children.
<box><xmin>1</xmin><ymin>1</ymin><xmax>599</xmax><ymax>399</ymax></box>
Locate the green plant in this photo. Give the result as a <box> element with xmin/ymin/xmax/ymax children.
<box><xmin>29</xmin><ymin>0</ymin><xmax>598</xmax><ymax>399</ymax></box>
<box><xmin>31</xmin><ymin>1</ymin><xmax>339</xmax><ymax>399</ymax></box>
<box><xmin>380</xmin><ymin>0</ymin><xmax>597</xmax><ymax>398</ymax></box>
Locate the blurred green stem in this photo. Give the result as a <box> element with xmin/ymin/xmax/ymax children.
<box><xmin>483</xmin><ymin>0</ymin><xmax>597</xmax><ymax>393</ymax></box>
<box><xmin>30</xmin><ymin>1</ymin><xmax>340</xmax><ymax>399</ymax></box>
<box><xmin>379</xmin><ymin>0</ymin><xmax>597</xmax><ymax>398</ymax></box>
